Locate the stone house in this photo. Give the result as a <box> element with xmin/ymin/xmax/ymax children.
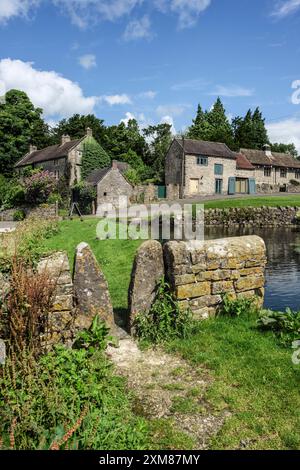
<box><xmin>86</xmin><ymin>160</ymin><xmax>133</xmax><ymax>213</ymax></box>
<box><xmin>165</xmin><ymin>138</ymin><xmax>256</xmax><ymax>198</ymax></box>
<box><xmin>15</xmin><ymin>128</ymin><xmax>97</xmax><ymax>186</ymax></box>
<box><xmin>240</xmin><ymin>145</ymin><xmax>300</xmax><ymax>193</ymax></box>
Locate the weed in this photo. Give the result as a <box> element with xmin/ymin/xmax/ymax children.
<box><xmin>220</xmin><ymin>294</ymin><xmax>257</xmax><ymax>317</ymax></box>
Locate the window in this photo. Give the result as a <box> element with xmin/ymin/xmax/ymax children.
<box><xmin>280</xmin><ymin>168</ymin><xmax>287</xmax><ymax>178</ymax></box>
<box><xmin>214</xmin><ymin>164</ymin><xmax>223</xmax><ymax>176</ymax></box>
<box><xmin>196</xmin><ymin>156</ymin><xmax>208</xmax><ymax>166</ymax></box>
<box><xmin>295</xmin><ymin>169</ymin><xmax>300</xmax><ymax>180</ymax></box>
<box><xmin>264</xmin><ymin>167</ymin><xmax>271</xmax><ymax>177</ymax></box>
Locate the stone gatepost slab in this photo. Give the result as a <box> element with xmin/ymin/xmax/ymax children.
<box><xmin>128</xmin><ymin>240</ymin><xmax>164</xmax><ymax>331</ymax></box>
<box><xmin>73</xmin><ymin>242</ymin><xmax>116</xmax><ymax>331</ymax></box>
<box><xmin>0</xmin><ymin>339</ymin><xmax>6</xmax><ymax>365</ymax></box>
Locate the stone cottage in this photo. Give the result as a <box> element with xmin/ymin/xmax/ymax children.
<box><xmin>86</xmin><ymin>160</ymin><xmax>133</xmax><ymax>212</ymax></box>
<box><xmin>15</xmin><ymin>128</ymin><xmax>101</xmax><ymax>186</ymax></box>
<box><xmin>165</xmin><ymin>138</ymin><xmax>256</xmax><ymax>198</ymax></box>
<box><xmin>240</xmin><ymin>145</ymin><xmax>300</xmax><ymax>193</ymax></box>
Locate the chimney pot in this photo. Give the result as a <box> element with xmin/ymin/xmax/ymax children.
<box><xmin>29</xmin><ymin>144</ymin><xmax>37</xmax><ymax>154</ymax></box>
<box><xmin>61</xmin><ymin>134</ymin><xmax>71</xmax><ymax>145</ymax></box>
<box><xmin>112</xmin><ymin>160</ymin><xmax>118</xmax><ymax>170</ymax></box>
<box><xmin>86</xmin><ymin>127</ymin><xmax>93</xmax><ymax>137</ymax></box>
<box><xmin>263</xmin><ymin>144</ymin><xmax>272</xmax><ymax>158</ymax></box>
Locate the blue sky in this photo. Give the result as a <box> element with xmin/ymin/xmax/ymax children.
<box><xmin>1</xmin><ymin>0</ymin><xmax>300</xmax><ymax>148</ymax></box>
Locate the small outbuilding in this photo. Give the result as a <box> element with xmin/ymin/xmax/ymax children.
<box><xmin>86</xmin><ymin>161</ymin><xmax>133</xmax><ymax>213</ymax></box>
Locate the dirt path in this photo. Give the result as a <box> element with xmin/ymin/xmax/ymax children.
<box><xmin>106</xmin><ymin>338</ymin><xmax>230</xmax><ymax>449</ymax></box>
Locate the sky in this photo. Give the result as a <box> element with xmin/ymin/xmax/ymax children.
<box><xmin>1</xmin><ymin>0</ymin><xmax>300</xmax><ymax>149</ymax></box>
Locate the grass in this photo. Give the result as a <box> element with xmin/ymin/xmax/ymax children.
<box><xmin>40</xmin><ymin>218</ymin><xmax>142</xmax><ymax>312</ymax></box>
<box><xmin>203</xmin><ymin>195</ymin><xmax>300</xmax><ymax>209</ymax></box>
<box><xmin>13</xmin><ymin>217</ymin><xmax>300</xmax><ymax>449</ymax></box>
<box><xmin>166</xmin><ymin>313</ymin><xmax>300</xmax><ymax>450</ymax></box>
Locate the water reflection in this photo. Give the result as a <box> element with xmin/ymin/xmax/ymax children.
<box><xmin>205</xmin><ymin>226</ymin><xmax>300</xmax><ymax>311</ymax></box>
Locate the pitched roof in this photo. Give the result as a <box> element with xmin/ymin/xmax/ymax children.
<box><xmin>86</xmin><ymin>161</ymin><xmax>130</xmax><ymax>185</ymax></box>
<box><xmin>234</xmin><ymin>152</ymin><xmax>255</xmax><ymax>170</ymax></box>
<box><xmin>15</xmin><ymin>139</ymin><xmax>82</xmax><ymax>168</ymax></box>
<box><xmin>240</xmin><ymin>148</ymin><xmax>300</xmax><ymax>169</ymax></box>
<box><xmin>175</xmin><ymin>138</ymin><xmax>235</xmax><ymax>159</ymax></box>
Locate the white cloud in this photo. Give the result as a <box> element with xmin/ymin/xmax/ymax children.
<box><xmin>156</xmin><ymin>104</ymin><xmax>188</xmax><ymax>116</ymax></box>
<box><xmin>0</xmin><ymin>58</ymin><xmax>99</xmax><ymax>117</ymax></box>
<box><xmin>208</xmin><ymin>85</ymin><xmax>254</xmax><ymax>97</ymax></box>
<box><xmin>138</xmin><ymin>90</ymin><xmax>157</xmax><ymax>99</ymax></box>
<box><xmin>123</xmin><ymin>15</ymin><xmax>152</xmax><ymax>41</ymax></box>
<box><xmin>78</xmin><ymin>54</ymin><xmax>97</xmax><ymax>70</ymax></box>
<box><xmin>171</xmin><ymin>78</ymin><xmax>209</xmax><ymax>91</ymax></box>
<box><xmin>120</xmin><ymin>111</ymin><xmax>151</xmax><ymax>128</ymax></box>
<box><xmin>102</xmin><ymin>94</ymin><xmax>132</xmax><ymax>105</ymax></box>
<box><xmin>0</xmin><ymin>0</ymin><xmax>40</xmax><ymax>24</ymax></box>
<box><xmin>272</xmin><ymin>0</ymin><xmax>300</xmax><ymax>18</ymax></box>
<box><xmin>291</xmin><ymin>80</ymin><xmax>300</xmax><ymax>104</ymax></box>
<box><xmin>267</xmin><ymin>118</ymin><xmax>300</xmax><ymax>152</ymax></box>
<box><xmin>156</xmin><ymin>0</ymin><xmax>211</xmax><ymax>28</ymax></box>
<box><xmin>160</xmin><ymin>115</ymin><xmax>176</xmax><ymax>134</ymax></box>
<box><xmin>53</xmin><ymin>0</ymin><xmax>141</xmax><ymax>28</ymax></box>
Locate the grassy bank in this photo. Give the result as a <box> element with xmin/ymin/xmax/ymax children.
<box><xmin>16</xmin><ymin>218</ymin><xmax>300</xmax><ymax>449</ymax></box>
<box><xmin>203</xmin><ymin>195</ymin><xmax>300</xmax><ymax>209</ymax></box>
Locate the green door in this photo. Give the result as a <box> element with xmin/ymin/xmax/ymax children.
<box><xmin>157</xmin><ymin>185</ymin><xmax>166</xmax><ymax>199</ymax></box>
<box><xmin>228</xmin><ymin>177</ymin><xmax>236</xmax><ymax>195</ymax></box>
<box><xmin>248</xmin><ymin>178</ymin><xmax>256</xmax><ymax>194</ymax></box>
<box><xmin>215</xmin><ymin>179</ymin><xmax>223</xmax><ymax>194</ymax></box>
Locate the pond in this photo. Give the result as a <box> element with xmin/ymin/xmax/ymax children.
<box><xmin>205</xmin><ymin>226</ymin><xmax>300</xmax><ymax>311</ymax></box>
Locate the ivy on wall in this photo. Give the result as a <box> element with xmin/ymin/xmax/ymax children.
<box><xmin>81</xmin><ymin>138</ymin><xmax>111</xmax><ymax>180</ymax></box>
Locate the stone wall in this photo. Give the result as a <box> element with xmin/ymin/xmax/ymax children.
<box><xmin>166</xmin><ymin>184</ymin><xmax>180</xmax><ymax>200</ymax></box>
<box><xmin>164</xmin><ymin>236</ymin><xmax>266</xmax><ymax>320</ymax></box>
<box><xmin>204</xmin><ymin>206</ymin><xmax>299</xmax><ymax>227</ymax></box>
<box><xmin>0</xmin><ymin>204</ymin><xmax>58</xmax><ymax>222</ymax></box>
<box><xmin>131</xmin><ymin>184</ymin><xmax>158</xmax><ymax>204</ymax></box>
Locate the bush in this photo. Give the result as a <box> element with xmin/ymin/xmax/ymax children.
<box><xmin>73</xmin><ymin>182</ymin><xmax>96</xmax><ymax>215</ymax></box>
<box><xmin>257</xmin><ymin>308</ymin><xmax>300</xmax><ymax>346</ymax></box>
<box><xmin>220</xmin><ymin>294</ymin><xmax>257</xmax><ymax>317</ymax></box>
<box><xmin>290</xmin><ymin>179</ymin><xmax>300</xmax><ymax>186</ymax></box>
<box><xmin>13</xmin><ymin>209</ymin><xmax>26</xmax><ymax>221</ymax></box>
<box><xmin>81</xmin><ymin>139</ymin><xmax>110</xmax><ymax>180</ymax></box>
<box><xmin>133</xmin><ymin>278</ymin><xmax>195</xmax><ymax>345</ymax></box>
<box><xmin>0</xmin><ymin>326</ymin><xmax>148</xmax><ymax>450</ymax></box>
<box><xmin>47</xmin><ymin>193</ymin><xmax>63</xmax><ymax>206</ymax></box>
<box><xmin>24</xmin><ymin>171</ymin><xmax>57</xmax><ymax>205</ymax></box>
<box><xmin>0</xmin><ymin>180</ymin><xmax>25</xmax><ymax>210</ymax></box>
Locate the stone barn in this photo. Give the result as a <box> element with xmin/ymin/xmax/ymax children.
<box><xmin>86</xmin><ymin>161</ymin><xmax>133</xmax><ymax>212</ymax></box>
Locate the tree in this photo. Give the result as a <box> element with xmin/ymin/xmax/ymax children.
<box><xmin>143</xmin><ymin>123</ymin><xmax>173</xmax><ymax>181</ymax></box>
<box><xmin>81</xmin><ymin>138</ymin><xmax>111</xmax><ymax>180</ymax></box>
<box><xmin>0</xmin><ymin>90</ymin><xmax>51</xmax><ymax>176</ymax></box>
<box><xmin>186</xmin><ymin>104</ymin><xmax>213</xmax><ymax>141</ymax></box>
<box><xmin>104</xmin><ymin>119</ymin><xmax>148</xmax><ymax>162</ymax></box>
<box><xmin>186</xmin><ymin>98</ymin><xmax>234</xmax><ymax>148</ymax></box>
<box><xmin>233</xmin><ymin>107</ymin><xmax>269</xmax><ymax>150</ymax></box>
<box><xmin>270</xmin><ymin>142</ymin><xmax>298</xmax><ymax>158</ymax></box>
<box><xmin>50</xmin><ymin>114</ymin><xmax>107</xmax><ymax>146</ymax></box>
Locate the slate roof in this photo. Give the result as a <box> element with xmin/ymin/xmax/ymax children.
<box><xmin>175</xmin><ymin>138</ymin><xmax>236</xmax><ymax>159</ymax></box>
<box><xmin>86</xmin><ymin>161</ymin><xmax>130</xmax><ymax>185</ymax></box>
<box><xmin>234</xmin><ymin>152</ymin><xmax>255</xmax><ymax>170</ymax></box>
<box><xmin>240</xmin><ymin>148</ymin><xmax>300</xmax><ymax>169</ymax></box>
<box><xmin>15</xmin><ymin>139</ymin><xmax>82</xmax><ymax>168</ymax></box>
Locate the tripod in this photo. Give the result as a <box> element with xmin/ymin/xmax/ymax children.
<box><xmin>69</xmin><ymin>202</ymin><xmax>83</xmax><ymax>220</ymax></box>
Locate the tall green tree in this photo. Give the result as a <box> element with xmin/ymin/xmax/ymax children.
<box><xmin>81</xmin><ymin>138</ymin><xmax>111</xmax><ymax>180</ymax></box>
<box><xmin>233</xmin><ymin>107</ymin><xmax>269</xmax><ymax>150</ymax></box>
<box><xmin>143</xmin><ymin>123</ymin><xmax>172</xmax><ymax>181</ymax></box>
<box><xmin>50</xmin><ymin>114</ymin><xmax>107</xmax><ymax>146</ymax></box>
<box><xmin>104</xmin><ymin>119</ymin><xmax>148</xmax><ymax>163</ymax></box>
<box><xmin>186</xmin><ymin>105</ymin><xmax>213</xmax><ymax>141</ymax></box>
<box><xmin>206</xmin><ymin>98</ymin><xmax>234</xmax><ymax>148</ymax></box>
<box><xmin>0</xmin><ymin>90</ymin><xmax>50</xmax><ymax>176</ymax></box>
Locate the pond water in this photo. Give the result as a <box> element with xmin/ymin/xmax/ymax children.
<box><xmin>205</xmin><ymin>226</ymin><xmax>300</xmax><ymax>311</ymax></box>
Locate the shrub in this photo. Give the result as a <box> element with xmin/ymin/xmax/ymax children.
<box><xmin>24</xmin><ymin>171</ymin><xmax>57</xmax><ymax>205</ymax></box>
<box><xmin>13</xmin><ymin>209</ymin><xmax>26</xmax><ymax>221</ymax></box>
<box><xmin>0</xmin><ymin>180</ymin><xmax>25</xmax><ymax>210</ymax></box>
<box><xmin>290</xmin><ymin>179</ymin><xmax>300</xmax><ymax>186</ymax></box>
<box><xmin>257</xmin><ymin>308</ymin><xmax>300</xmax><ymax>346</ymax></box>
<box><xmin>133</xmin><ymin>278</ymin><xmax>195</xmax><ymax>345</ymax></box>
<box><xmin>47</xmin><ymin>193</ymin><xmax>63</xmax><ymax>206</ymax></box>
<box><xmin>0</xmin><ymin>332</ymin><xmax>148</xmax><ymax>450</ymax></box>
<box><xmin>73</xmin><ymin>182</ymin><xmax>96</xmax><ymax>215</ymax></box>
<box><xmin>220</xmin><ymin>294</ymin><xmax>257</xmax><ymax>317</ymax></box>
<box><xmin>81</xmin><ymin>139</ymin><xmax>110</xmax><ymax>180</ymax></box>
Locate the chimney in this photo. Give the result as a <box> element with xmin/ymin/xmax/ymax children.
<box><xmin>29</xmin><ymin>144</ymin><xmax>37</xmax><ymax>154</ymax></box>
<box><xmin>86</xmin><ymin>127</ymin><xmax>93</xmax><ymax>137</ymax></box>
<box><xmin>263</xmin><ymin>144</ymin><xmax>272</xmax><ymax>158</ymax></box>
<box><xmin>112</xmin><ymin>160</ymin><xmax>118</xmax><ymax>170</ymax></box>
<box><xmin>61</xmin><ymin>134</ymin><xmax>71</xmax><ymax>145</ymax></box>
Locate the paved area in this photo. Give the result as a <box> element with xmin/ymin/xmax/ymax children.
<box><xmin>0</xmin><ymin>222</ymin><xmax>18</xmax><ymax>233</ymax></box>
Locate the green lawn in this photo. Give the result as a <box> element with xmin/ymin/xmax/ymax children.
<box><xmin>41</xmin><ymin>218</ymin><xmax>142</xmax><ymax>313</ymax></box>
<box><xmin>203</xmin><ymin>195</ymin><xmax>300</xmax><ymax>209</ymax></box>
<box><xmin>40</xmin><ymin>218</ymin><xmax>300</xmax><ymax>450</ymax></box>
<box><xmin>167</xmin><ymin>314</ymin><xmax>300</xmax><ymax>450</ymax></box>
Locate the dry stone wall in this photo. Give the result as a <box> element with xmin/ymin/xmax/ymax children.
<box><xmin>0</xmin><ymin>204</ymin><xmax>58</xmax><ymax>222</ymax></box>
<box><xmin>164</xmin><ymin>236</ymin><xmax>266</xmax><ymax>320</ymax></box>
<box><xmin>204</xmin><ymin>206</ymin><xmax>299</xmax><ymax>227</ymax></box>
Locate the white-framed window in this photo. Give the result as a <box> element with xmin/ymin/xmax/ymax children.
<box><xmin>196</xmin><ymin>156</ymin><xmax>208</xmax><ymax>166</ymax></box>
<box><xmin>264</xmin><ymin>167</ymin><xmax>271</xmax><ymax>177</ymax></box>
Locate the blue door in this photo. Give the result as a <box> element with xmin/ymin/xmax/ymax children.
<box><xmin>248</xmin><ymin>178</ymin><xmax>256</xmax><ymax>194</ymax></box>
<box><xmin>228</xmin><ymin>177</ymin><xmax>236</xmax><ymax>195</ymax></box>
